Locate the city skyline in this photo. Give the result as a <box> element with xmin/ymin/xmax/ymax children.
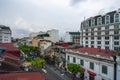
<box><xmin>0</xmin><ymin>0</ymin><xmax>120</xmax><ymax>38</ymax></box>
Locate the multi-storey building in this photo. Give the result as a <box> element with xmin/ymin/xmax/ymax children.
<box><xmin>0</xmin><ymin>25</ymin><xmax>11</xmax><ymax>43</ymax></box>
<box><xmin>64</xmin><ymin>32</ymin><xmax>80</xmax><ymax>44</ymax></box>
<box><xmin>30</xmin><ymin>29</ymin><xmax>59</xmax><ymax>43</ymax></box>
<box><xmin>65</xmin><ymin>47</ymin><xmax>116</xmax><ymax>80</ymax></box>
<box><xmin>80</xmin><ymin>9</ymin><xmax>120</xmax><ymax>51</ymax></box>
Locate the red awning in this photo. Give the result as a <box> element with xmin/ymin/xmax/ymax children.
<box><xmin>87</xmin><ymin>70</ymin><xmax>96</xmax><ymax>77</ymax></box>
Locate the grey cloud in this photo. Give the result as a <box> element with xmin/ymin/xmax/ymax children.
<box><xmin>12</xmin><ymin>28</ymin><xmax>30</xmax><ymax>38</ymax></box>
<box><xmin>70</xmin><ymin>0</ymin><xmax>87</xmax><ymax>6</ymax></box>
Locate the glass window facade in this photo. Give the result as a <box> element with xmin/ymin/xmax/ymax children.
<box><xmin>80</xmin><ymin>59</ymin><xmax>84</xmax><ymax>66</ymax></box>
<box><xmin>115</xmin><ymin>14</ymin><xmax>119</xmax><ymax>22</ymax></box>
<box><xmin>102</xmin><ymin>65</ymin><xmax>108</xmax><ymax>74</ymax></box>
<box><xmin>97</xmin><ymin>17</ymin><xmax>102</xmax><ymax>25</ymax></box>
<box><xmin>105</xmin><ymin>15</ymin><xmax>110</xmax><ymax>24</ymax></box>
<box><xmin>73</xmin><ymin>57</ymin><xmax>76</xmax><ymax>63</ymax></box>
<box><xmin>90</xmin><ymin>62</ymin><xmax>94</xmax><ymax>70</ymax></box>
<box><xmin>91</xmin><ymin>19</ymin><xmax>95</xmax><ymax>26</ymax></box>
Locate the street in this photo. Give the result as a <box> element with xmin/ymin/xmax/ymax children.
<box><xmin>43</xmin><ymin>65</ymin><xmax>65</xmax><ymax>80</ymax></box>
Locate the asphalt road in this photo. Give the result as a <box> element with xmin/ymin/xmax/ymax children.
<box><xmin>44</xmin><ymin>66</ymin><xmax>64</xmax><ymax>80</ymax></box>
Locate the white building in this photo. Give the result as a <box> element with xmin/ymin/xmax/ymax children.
<box><xmin>117</xmin><ymin>56</ymin><xmax>120</xmax><ymax>80</ymax></box>
<box><xmin>80</xmin><ymin>9</ymin><xmax>120</xmax><ymax>51</ymax></box>
<box><xmin>45</xmin><ymin>29</ymin><xmax>59</xmax><ymax>43</ymax></box>
<box><xmin>65</xmin><ymin>47</ymin><xmax>116</xmax><ymax>80</ymax></box>
<box><xmin>64</xmin><ymin>32</ymin><xmax>80</xmax><ymax>44</ymax></box>
<box><xmin>0</xmin><ymin>25</ymin><xmax>11</xmax><ymax>43</ymax></box>
<box><xmin>30</xmin><ymin>29</ymin><xmax>59</xmax><ymax>43</ymax></box>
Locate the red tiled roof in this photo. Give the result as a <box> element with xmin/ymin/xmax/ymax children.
<box><xmin>55</xmin><ymin>42</ymin><xmax>70</xmax><ymax>48</ymax></box>
<box><xmin>0</xmin><ymin>72</ymin><xmax>45</xmax><ymax>80</ymax></box>
<box><xmin>2</xmin><ymin>52</ymin><xmax>20</xmax><ymax>60</ymax></box>
<box><xmin>0</xmin><ymin>43</ymin><xmax>20</xmax><ymax>51</ymax></box>
<box><xmin>75</xmin><ymin>47</ymin><xmax>115</xmax><ymax>58</ymax></box>
<box><xmin>0</xmin><ymin>43</ymin><xmax>21</xmax><ymax>57</ymax></box>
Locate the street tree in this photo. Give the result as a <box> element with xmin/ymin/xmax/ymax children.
<box><xmin>68</xmin><ymin>63</ymin><xmax>84</xmax><ymax>79</ymax></box>
<box><xmin>31</xmin><ymin>58</ymin><xmax>46</xmax><ymax>68</ymax></box>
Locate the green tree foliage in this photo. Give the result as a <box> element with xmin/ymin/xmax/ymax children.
<box><xmin>26</xmin><ymin>57</ymin><xmax>33</xmax><ymax>62</ymax></box>
<box><xmin>68</xmin><ymin>63</ymin><xmax>84</xmax><ymax>75</ymax></box>
<box><xmin>19</xmin><ymin>45</ymin><xmax>38</xmax><ymax>54</ymax></box>
<box><xmin>31</xmin><ymin>58</ymin><xmax>46</xmax><ymax>68</ymax></box>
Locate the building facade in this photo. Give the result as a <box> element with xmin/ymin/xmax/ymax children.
<box><xmin>30</xmin><ymin>29</ymin><xmax>59</xmax><ymax>43</ymax></box>
<box><xmin>80</xmin><ymin>9</ymin><xmax>120</xmax><ymax>51</ymax></box>
<box><xmin>65</xmin><ymin>47</ymin><xmax>116</xmax><ymax>80</ymax></box>
<box><xmin>64</xmin><ymin>32</ymin><xmax>80</xmax><ymax>44</ymax></box>
<box><xmin>0</xmin><ymin>25</ymin><xmax>11</xmax><ymax>43</ymax></box>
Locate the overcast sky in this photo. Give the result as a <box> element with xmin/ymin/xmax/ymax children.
<box><xmin>0</xmin><ymin>0</ymin><xmax>120</xmax><ymax>38</ymax></box>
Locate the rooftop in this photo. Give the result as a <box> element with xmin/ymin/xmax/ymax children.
<box><xmin>75</xmin><ymin>47</ymin><xmax>116</xmax><ymax>58</ymax></box>
<box><xmin>69</xmin><ymin>32</ymin><xmax>80</xmax><ymax>35</ymax></box>
<box><xmin>0</xmin><ymin>72</ymin><xmax>45</xmax><ymax>80</ymax></box>
<box><xmin>0</xmin><ymin>25</ymin><xmax>11</xmax><ymax>30</ymax></box>
<box><xmin>0</xmin><ymin>43</ymin><xmax>21</xmax><ymax>56</ymax></box>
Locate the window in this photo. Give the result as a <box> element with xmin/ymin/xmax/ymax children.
<box><xmin>86</xmin><ymin>21</ymin><xmax>89</xmax><ymax>27</ymax></box>
<box><xmin>102</xmin><ymin>65</ymin><xmax>108</xmax><ymax>74</ymax></box>
<box><xmin>91</xmin><ymin>19</ymin><xmax>95</xmax><ymax>26</ymax></box>
<box><xmin>91</xmin><ymin>28</ymin><xmax>94</xmax><ymax>31</ymax></box>
<box><xmin>97</xmin><ymin>41</ymin><xmax>101</xmax><ymax>44</ymax></box>
<box><xmin>73</xmin><ymin>57</ymin><xmax>76</xmax><ymax>63</ymax></box>
<box><xmin>105</xmin><ymin>41</ymin><xmax>109</xmax><ymax>45</ymax></box>
<box><xmin>98</xmin><ymin>27</ymin><xmax>101</xmax><ymax>30</ymax></box>
<box><xmin>90</xmin><ymin>62</ymin><xmax>94</xmax><ymax>70</ymax></box>
<box><xmin>105</xmin><ymin>26</ymin><xmax>109</xmax><ymax>30</ymax></box>
<box><xmin>114</xmin><ymin>47</ymin><xmax>119</xmax><ymax>51</ymax></box>
<box><xmin>86</xmin><ymin>37</ymin><xmax>88</xmax><ymax>40</ymax></box>
<box><xmin>80</xmin><ymin>59</ymin><xmax>84</xmax><ymax>66</ymax></box>
<box><xmin>105</xmin><ymin>46</ymin><xmax>109</xmax><ymax>50</ymax></box>
<box><xmin>114</xmin><ymin>30</ymin><xmax>119</xmax><ymax>34</ymax></box>
<box><xmin>114</xmin><ymin>36</ymin><xmax>119</xmax><ymax>40</ymax></box>
<box><xmin>105</xmin><ymin>30</ymin><xmax>109</xmax><ymax>35</ymax></box>
<box><xmin>91</xmin><ymin>41</ymin><xmax>94</xmax><ymax>44</ymax></box>
<box><xmin>91</xmin><ymin>45</ymin><xmax>94</xmax><ymax>48</ymax></box>
<box><xmin>97</xmin><ymin>17</ymin><xmax>102</xmax><ymax>25</ymax></box>
<box><xmin>105</xmin><ymin>15</ymin><xmax>110</xmax><ymax>24</ymax></box>
<box><xmin>68</xmin><ymin>56</ymin><xmax>69</xmax><ymax>60</ymax></box>
<box><xmin>91</xmin><ymin>37</ymin><xmax>94</xmax><ymax>40</ymax></box>
<box><xmin>105</xmin><ymin>36</ymin><xmax>109</xmax><ymax>40</ymax></box>
<box><xmin>114</xmin><ymin>24</ymin><xmax>119</xmax><ymax>29</ymax></box>
<box><xmin>86</xmin><ymin>33</ymin><xmax>88</xmax><ymax>35</ymax></box>
<box><xmin>114</xmin><ymin>13</ymin><xmax>119</xmax><ymax>22</ymax></box>
<box><xmin>91</xmin><ymin>32</ymin><xmax>94</xmax><ymax>35</ymax></box>
<box><xmin>86</xmin><ymin>41</ymin><xmax>88</xmax><ymax>44</ymax></box>
<box><xmin>97</xmin><ymin>36</ymin><xmax>101</xmax><ymax>40</ymax></box>
<box><xmin>97</xmin><ymin>31</ymin><xmax>101</xmax><ymax>35</ymax></box>
<box><xmin>86</xmin><ymin>29</ymin><xmax>88</xmax><ymax>32</ymax></box>
<box><xmin>114</xmin><ymin>41</ymin><xmax>119</xmax><ymax>45</ymax></box>
<box><xmin>98</xmin><ymin>46</ymin><xmax>101</xmax><ymax>48</ymax></box>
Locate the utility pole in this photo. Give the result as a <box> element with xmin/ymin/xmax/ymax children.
<box><xmin>113</xmin><ymin>55</ymin><xmax>117</xmax><ymax>80</ymax></box>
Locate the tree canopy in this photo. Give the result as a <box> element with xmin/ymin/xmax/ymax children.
<box><xmin>19</xmin><ymin>45</ymin><xmax>38</xmax><ymax>54</ymax></box>
<box><xmin>31</xmin><ymin>58</ymin><xmax>46</xmax><ymax>68</ymax></box>
<box><xmin>68</xmin><ymin>63</ymin><xmax>84</xmax><ymax>75</ymax></box>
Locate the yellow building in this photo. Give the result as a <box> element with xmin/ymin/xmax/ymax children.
<box><xmin>32</xmin><ymin>37</ymin><xmax>39</xmax><ymax>47</ymax></box>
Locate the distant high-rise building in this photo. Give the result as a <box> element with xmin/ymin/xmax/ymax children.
<box><xmin>80</xmin><ymin>9</ymin><xmax>120</xmax><ymax>51</ymax></box>
<box><xmin>0</xmin><ymin>25</ymin><xmax>11</xmax><ymax>43</ymax></box>
<box><xmin>64</xmin><ymin>32</ymin><xmax>80</xmax><ymax>44</ymax></box>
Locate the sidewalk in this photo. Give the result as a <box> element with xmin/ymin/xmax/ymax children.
<box><xmin>45</xmin><ymin>64</ymin><xmax>72</xmax><ymax>80</ymax></box>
